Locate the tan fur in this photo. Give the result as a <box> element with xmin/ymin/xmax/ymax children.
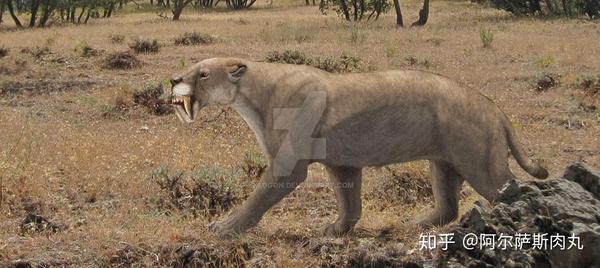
<box><xmin>169</xmin><ymin>57</ymin><xmax>549</xmax><ymax>237</ymax></box>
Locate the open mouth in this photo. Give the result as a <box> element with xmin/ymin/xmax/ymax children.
<box><xmin>171</xmin><ymin>95</ymin><xmax>197</xmax><ymax>123</ymax></box>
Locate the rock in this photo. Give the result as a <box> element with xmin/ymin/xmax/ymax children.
<box><xmin>563</xmin><ymin>162</ymin><xmax>600</xmax><ymax>199</ymax></box>
<box><xmin>430</xmin><ymin>163</ymin><xmax>600</xmax><ymax>268</ymax></box>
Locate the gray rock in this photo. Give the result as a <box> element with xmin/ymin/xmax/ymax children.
<box><xmin>563</xmin><ymin>162</ymin><xmax>600</xmax><ymax>200</ymax></box>
<box><xmin>431</xmin><ymin>163</ymin><xmax>600</xmax><ymax>268</ymax></box>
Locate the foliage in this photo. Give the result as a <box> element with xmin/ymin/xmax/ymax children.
<box><xmin>266</xmin><ymin>50</ymin><xmax>366</xmax><ymax>73</ymax></box>
<box><xmin>129</xmin><ymin>39</ymin><xmax>160</xmax><ymax>54</ymax></box>
<box><xmin>241</xmin><ymin>151</ymin><xmax>267</xmax><ymax>180</ymax></box>
<box><xmin>319</xmin><ymin>0</ymin><xmax>391</xmax><ymax>21</ymax></box>
<box><xmin>4</xmin><ymin>0</ymin><xmax>121</xmax><ymax>28</ymax></box>
<box><xmin>148</xmin><ymin>165</ymin><xmax>248</xmax><ymax>217</ymax></box>
<box><xmin>132</xmin><ymin>83</ymin><xmax>173</xmax><ymax>115</ymax></box>
<box><xmin>485</xmin><ymin>0</ymin><xmax>600</xmax><ymax>18</ymax></box>
<box><xmin>479</xmin><ymin>27</ymin><xmax>494</xmax><ymax>48</ymax></box>
<box><xmin>533</xmin><ymin>72</ymin><xmax>560</xmax><ymax>91</ymax></box>
<box><xmin>103</xmin><ymin>51</ymin><xmax>141</xmax><ymax>69</ymax></box>
<box><xmin>173</xmin><ymin>32</ymin><xmax>214</xmax><ymax>46</ymax></box>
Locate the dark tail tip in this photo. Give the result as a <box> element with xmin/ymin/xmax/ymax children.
<box><xmin>533</xmin><ymin>166</ymin><xmax>549</xmax><ymax>179</ymax></box>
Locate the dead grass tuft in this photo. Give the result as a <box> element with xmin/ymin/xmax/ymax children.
<box><xmin>132</xmin><ymin>83</ymin><xmax>173</xmax><ymax>115</ymax></box>
<box><xmin>534</xmin><ymin>72</ymin><xmax>560</xmax><ymax>92</ymax></box>
<box><xmin>241</xmin><ymin>151</ymin><xmax>267</xmax><ymax>180</ymax></box>
<box><xmin>148</xmin><ymin>166</ymin><xmax>250</xmax><ymax>217</ymax></box>
<box><xmin>174</xmin><ymin>32</ymin><xmax>215</xmax><ymax>46</ymax></box>
<box><xmin>366</xmin><ymin>166</ymin><xmax>432</xmax><ymax>207</ymax></box>
<box><xmin>77</xmin><ymin>44</ymin><xmax>102</xmax><ymax>58</ymax></box>
<box><xmin>577</xmin><ymin>75</ymin><xmax>600</xmax><ymax>96</ymax></box>
<box><xmin>110</xmin><ymin>34</ymin><xmax>126</xmax><ymax>44</ymax></box>
<box><xmin>103</xmin><ymin>51</ymin><xmax>141</xmax><ymax>69</ymax></box>
<box><xmin>130</xmin><ymin>39</ymin><xmax>161</xmax><ymax>54</ymax></box>
<box><xmin>20</xmin><ymin>213</ymin><xmax>61</xmax><ymax>234</ymax></box>
<box><xmin>20</xmin><ymin>46</ymin><xmax>51</xmax><ymax>60</ymax></box>
<box><xmin>108</xmin><ymin>242</ymin><xmax>251</xmax><ymax>267</ymax></box>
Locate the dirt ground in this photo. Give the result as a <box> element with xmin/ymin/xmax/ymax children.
<box><xmin>0</xmin><ymin>0</ymin><xmax>599</xmax><ymax>266</ymax></box>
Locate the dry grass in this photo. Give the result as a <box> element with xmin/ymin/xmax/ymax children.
<box><xmin>1</xmin><ymin>1</ymin><xmax>599</xmax><ymax>266</ymax></box>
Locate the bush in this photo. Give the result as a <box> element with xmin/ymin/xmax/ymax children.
<box><xmin>174</xmin><ymin>32</ymin><xmax>214</xmax><ymax>46</ymax></box>
<box><xmin>148</xmin><ymin>166</ymin><xmax>248</xmax><ymax>217</ymax></box>
<box><xmin>103</xmin><ymin>51</ymin><xmax>141</xmax><ymax>69</ymax></box>
<box><xmin>534</xmin><ymin>72</ymin><xmax>560</xmax><ymax>91</ymax></box>
<box><xmin>266</xmin><ymin>50</ymin><xmax>366</xmax><ymax>73</ymax></box>
<box><xmin>132</xmin><ymin>83</ymin><xmax>173</xmax><ymax>115</ymax></box>
<box><xmin>241</xmin><ymin>151</ymin><xmax>267</xmax><ymax>180</ymax></box>
<box><xmin>129</xmin><ymin>39</ymin><xmax>160</xmax><ymax>54</ymax></box>
<box><xmin>484</xmin><ymin>0</ymin><xmax>599</xmax><ymax>18</ymax></box>
<box><xmin>266</xmin><ymin>50</ymin><xmax>313</xmax><ymax>65</ymax></box>
<box><xmin>480</xmin><ymin>27</ymin><xmax>494</xmax><ymax>48</ymax></box>
<box><xmin>577</xmin><ymin>74</ymin><xmax>600</xmax><ymax>95</ymax></box>
<box><xmin>76</xmin><ymin>44</ymin><xmax>101</xmax><ymax>58</ymax></box>
<box><xmin>365</xmin><ymin>166</ymin><xmax>432</xmax><ymax>206</ymax></box>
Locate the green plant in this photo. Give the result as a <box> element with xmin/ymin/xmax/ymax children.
<box><xmin>384</xmin><ymin>46</ymin><xmax>397</xmax><ymax>58</ymax></box>
<box><xmin>536</xmin><ymin>55</ymin><xmax>555</xmax><ymax>68</ymax></box>
<box><xmin>173</xmin><ymin>32</ymin><xmax>214</xmax><ymax>46</ymax></box>
<box><xmin>480</xmin><ymin>27</ymin><xmax>494</xmax><ymax>48</ymax></box>
<box><xmin>481</xmin><ymin>0</ymin><xmax>599</xmax><ymax>19</ymax></box>
<box><xmin>129</xmin><ymin>39</ymin><xmax>160</xmax><ymax>54</ymax></box>
<box><xmin>242</xmin><ymin>151</ymin><xmax>267</xmax><ymax>180</ymax></box>
<box><xmin>266</xmin><ymin>50</ymin><xmax>312</xmax><ymax>65</ymax></box>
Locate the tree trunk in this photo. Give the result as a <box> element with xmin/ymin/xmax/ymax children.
<box><xmin>7</xmin><ymin>0</ymin><xmax>22</xmax><ymax>27</ymax></box>
<box><xmin>338</xmin><ymin>0</ymin><xmax>351</xmax><ymax>21</ymax></box>
<box><xmin>411</xmin><ymin>0</ymin><xmax>429</xmax><ymax>26</ymax></box>
<box><xmin>77</xmin><ymin>5</ymin><xmax>86</xmax><ymax>23</ymax></box>
<box><xmin>38</xmin><ymin>0</ymin><xmax>54</xmax><ymax>27</ymax></box>
<box><xmin>84</xmin><ymin>8</ymin><xmax>91</xmax><ymax>23</ymax></box>
<box><xmin>392</xmin><ymin>0</ymin><xmax>403</xmax><ymax>27</ymax></box>
<box><xmin>29</xmin><ymin>0</ymin><xmax>40</xmax><ymax>28</ymax></box>
<box><xmin>172</xmin><ymin>0</ymin><xmax>191</xmax><ymax>20</ymax></box>
<box><xmin>0</xmin><ymin>0</ymin><xmax>5</xmax><ymax>26</ymax></box>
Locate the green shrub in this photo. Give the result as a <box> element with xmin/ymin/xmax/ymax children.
<box><xmin>484</xmin><ymin>0</ymin><xmax>599</xmax><ymax>19</ymax></box>
<box><xmin>266</xmin><ymin>50</ymin><xmax>366</xmax><ymax>73</ymax></box>
<box><xmin>266</xmin><ymin>50</ymin><xmax>313</xmax><ymax>65</ymax></box>
<box><xmin>480</xmin><ymin>27</ymin><xmax>494</xmax><ymax>48</ymax></box>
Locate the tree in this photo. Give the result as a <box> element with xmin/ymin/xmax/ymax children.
<box><xmin>320</xmin><ymin>0</ymin><xmax>390</xmax><ymax>21</ymax></box>
<box><xmin>6</xmin><ymin>0</ymin><xmax>23</xmax><ymax>27</ymax></box>
<box><xmin>411</xmin><ymin>0</ymin><xmax>429</xmax><ymax>26</ymax></box>
<box><xmin>392</xmin><ymin>0</ymin><xmax>403</xmax><ymax>27</ymax></box>
<box><xmin>0</xmin><ymin>0</ymin><xmax>5</xmax><ymax>26</ymax></box>
<box><xmin>172</xmin><ymin>0</ymin><xmax>193</xmax><ymax>20</ymax></box>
